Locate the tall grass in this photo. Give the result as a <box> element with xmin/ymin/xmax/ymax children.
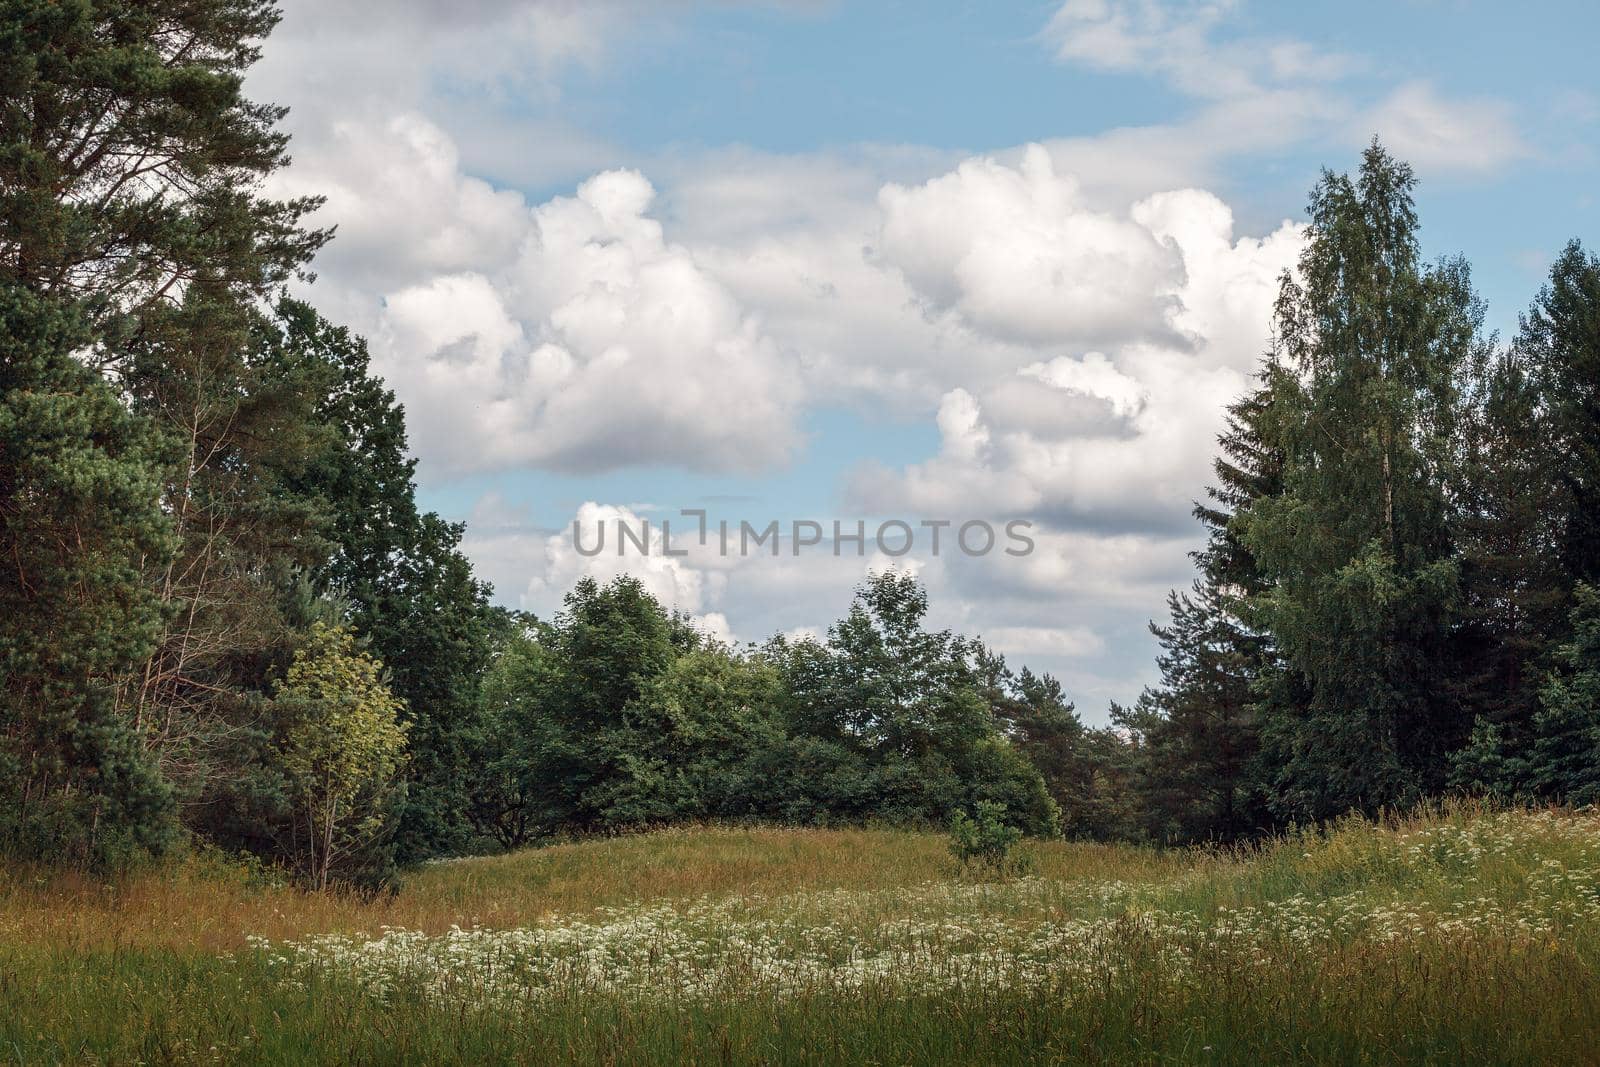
<box><xmin>3</xmin><ymin>802</ymin><xmax>1597</xmax><ymax>1064</ymax></box>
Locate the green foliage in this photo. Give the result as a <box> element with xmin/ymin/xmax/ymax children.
<box><xmin>0</xmin><ymin>0</ymin><xmax>325</xmax><ymax>319</ymax></box>
<box><xmin>469</xmin><ymin>572</ymin><xmax>1059</xmax><ymax>843</ymax></box>
<box><xmin>121</xmin><ymin>291</ymin><xmax>336</xmax><ymax>804</ymax></box>
<box><xmin>0</xmin><ymin>0</ymin><xmax>326</xmax><ymax>868</ymax></box>
<box><xmin>595</xmin><ymin>646</ymin><xmax>787</xmax><ymax>825</ymax></box>
<box><xmin>1527</xmin><ymin>584</ymin><xmax>1600</xmax><ymax>804</ymax></box>
<box><xmin>1454</xmin><ymin>243</ymin><xmax>1600</xmax><ymax>797</ymax></box>
<box><xmin>468</xmin><ymin>577</ymin><xmax>692</xmax><ymax>841</ymax></box>
<box><xmin>1521</xmin><ymin>242</ymin><xmax>1600</xmax><ymax>591</ymax></box>
<box><xmin>269</xmin><ymin>624</ymin><xmax>408</xmax><ymax>891</ymax></box>
<box><xmin>1124</xmin><ymin>149</ymin><xmax>1600</xmax><ymax>843</ymax></box>
<box><xmin>1132</xmin><ymin>378</ymin><xmax>1282</xmax><ymax>844</ymax></box>
<box><xmin>1136</xmin><ymin>583</ymin><xmax>1272</xmax><ymax>843</ymax></box>
<box><xmin>265</xmin><ymin>300</ymin><xmax>498</xmax><ymax>861</ymax></box>
<box><xmin>1447</xmin><ymin>346</ymin><xmax>1569</xmax><ymax>792</ymax></box>
<box><xmin>468</xmin><ymin>616</ymin><xmax>558</xmax><ymax>850</ymax></box>
<box><xmin>1243</xmin><ymin>143</ymin><xmax>1477</xmax><ymax>820</ymax></box>
<box><xmin>0</xmin><ymin>283</ymin><xmax>177</xmax><ymax>867</ymax></box>
<box><xmin>771</xmin><ymin>571</ymin><xmax>1059</xmax><ymax>835</ymax></box>
<box><xmin>948</xmin><ymin>801</ymin><xmax>1027</xmax><ymax>877</ymax></box>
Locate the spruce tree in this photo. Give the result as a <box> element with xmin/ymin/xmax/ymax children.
<box><xmin>1527</xmin><ymin>584</ymin><xmax>1600</xmax><ymax>804</ymax></box>
<box><xmin>1450</xmin><ymin>242</ymin><xmax>1600</xmax><ymax>795</ymax></box>
<box><xmin>1521</xmin><ymin>241</ymin><xmax>1600</xmax><ymax>593</ymax></box>
<box><xmin>1136</xmin><ymin>376</ymin><xmax>1282</xmax><ymax>842</ymax></box>
<box><xmin>1447</xmin><ymin>349</ymin><xmax>1565</xmax><ymax>793</ymax></box>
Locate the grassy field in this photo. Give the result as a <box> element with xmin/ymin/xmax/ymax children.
<box><xmin>3</xmin><ymin>805</ymin><xmax>1599</xmax><ymax>1065</ymax></box>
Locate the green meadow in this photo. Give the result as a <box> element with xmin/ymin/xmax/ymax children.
<box><xmin>3</xmin><ymin>805</ymin><xmax>1597</xmax><ymax>1065</ymax></box>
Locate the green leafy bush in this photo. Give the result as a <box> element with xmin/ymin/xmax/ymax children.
<box><xmin>948</xmin><ymin>801</ymin><xmax>1027</xmax><ymax>877</ymax></box>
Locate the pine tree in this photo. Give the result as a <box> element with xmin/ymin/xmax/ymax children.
<box><xmin>1</xmin><ymin>0</ymin><xmax>326</xmax><ymax>850</ymax></box>
<box><xmin>0</xmin><ymin>284</ymin><xmax>176</xmax><ymax>862</ymax></box>
<box><xmin>0</xmin><ymin>0</ymin><xmax>324</xmax><ymax>323</ymax></box>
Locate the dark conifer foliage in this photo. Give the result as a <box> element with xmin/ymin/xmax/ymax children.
<box><xmin>1132</xmin><ymin>147</ymin><xmax>1600</xmax><ymax>836</ymax></box>
<box><xmin>1523</xmin><ymin>242</ymin><xmax>1600</xmax><ymax>592</ymax></box>
<box><xmin>1135</xmin><ymin>379</ymin><xmax>1283</xmax><ymax>842</ymax></box>
<box><xmin>0</xmin><ymin>284</ymin><xmax>176</xmax><ymax>863</ymax></box>
<box><xmin>1</xmin><ymin>0</ymin><xmax>321</xmax><ymax>860</ymax></box>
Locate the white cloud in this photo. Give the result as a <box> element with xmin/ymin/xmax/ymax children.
<box><xmin>266</xmin><ymin>95</ymin><xmax>1308</xmax><ymax>715</ymax></box>
<box><xmin>1044</xmin><ymin>0</ymin><xmax>1353</xmax><ymax>101</ymax></box>
<box><xmin>280</xmin><ymin>116</ymin><xmax>529</xmax><ymax>294</ymax></box>
<box><xmin>846</xmin><ymin>161</ymin><xmax>1302</xmax><ymax>536</ymax></box>
<box><xmin>1361</xmin><ymin>82</ymin><xmax>1528</xmax><ymax>175</ymax></box>
<box><xmin>261</xmin><ymin>0</ymin><xmax>619</xmax><ymax>105</ymax></box>
<box><xmin>877</xmin><ymin>146</ymin><xmax>1187</xmax><ymax>348</ymax></box>
<box><xmin>982</xmin><ymin>626</ymin><xmax>1106</xmax><ymax>658</ymax></box>
<box><xmin>1041</xmin><ymin>1</ymin><xmax>1527</xmax><ymax>182</ymax></box>
<box><xmin>490</xmin><ymin>168</ymin><xmax>803</xmax><ymax>473</ymax></box>
<box><xmin>521</xmin><ymin>501</ymin><xmax>729</xmax><ymax>622</ymax></box>
<box><xmin>1023</xmin><ymin>352</ymin><xmax>1146</xmax><ymax>420</ymax></box>
<box><xmin>275</xmin><ymin>119</ymin><xmax>805</xmax><ymax>477</ymax></box>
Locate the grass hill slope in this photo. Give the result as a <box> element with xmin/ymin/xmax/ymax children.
<box><xmin>3</xmin><ymin>807</ymin><xmax>1598</xmax><ymax>1064</ymax></box>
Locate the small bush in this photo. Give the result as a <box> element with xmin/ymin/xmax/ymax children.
<box><xmin>949</xmin><ymin>801</ymin><xmax>1028</xmax><ymax>877</ymax></box>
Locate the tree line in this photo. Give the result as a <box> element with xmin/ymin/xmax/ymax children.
<box><xmin>1121</xmin><ymin>145</ymin><xmax>1600</xmax><ymax>843</ymax></box>
<box><xmin>3</xmin><ymin>3</ymin><xmax>1597</xmax><ymax>888</ymax></box>
<box><xmin>1</xmin><ymin>0</ymin><xmax>495</xmax><ymax>881</ymax></box>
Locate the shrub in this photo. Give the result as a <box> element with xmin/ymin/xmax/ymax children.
<box><xmin>948</xmin><ymin>801</ymin><xmax>1027</xmax><ymax>877</ymax></box>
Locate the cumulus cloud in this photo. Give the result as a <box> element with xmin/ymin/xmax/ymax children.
<box><xmin>522</xmin><ymin>502</ymin><xmax>728</xmax><ymax>625</ymax></box>
<box><xmin>489</xmin><ymin>169</ymin><xmax>802</xmax><ymax>473</ymax></box>
<box><xmin>278</xmin><ymin>116</ymin><xmax>528</xmax><ymax>294</ymax></box>
<box><xmin>877</xmin><ymin>146</ymin><xmax>1187</xmax><ymax>349</ymax></box>
<box><xmin>275</xmin><ymin>119</ymin><xmax>804</xmax><ymax>477</ymax></box>
<box><xmin>847</xmin><ymin>163</ymin><xmax>1302</xmax><ymax>536</ymax></box>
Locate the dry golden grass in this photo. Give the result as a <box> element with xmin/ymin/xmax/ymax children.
<box><xmin>0</xmin><ymin>825</ymin><xmax>1194</xmax><ymax>951</ymax></box>
<box><xmin>5</xmin><ymin>805</ymin><xmax>1600</xmax><ymax>1064</ymax></box>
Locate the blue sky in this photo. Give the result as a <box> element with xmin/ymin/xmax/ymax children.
<box><xmin>254</xmin><ymin>0</ymin><xmax>1599</xmax><ymax>718</ymax></box>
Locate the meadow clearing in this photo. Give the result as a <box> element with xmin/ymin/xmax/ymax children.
<box><xmin>3</xmin><ymin>805</ymin><xmax>1599</xmax><ymax>1065</ymax></box>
